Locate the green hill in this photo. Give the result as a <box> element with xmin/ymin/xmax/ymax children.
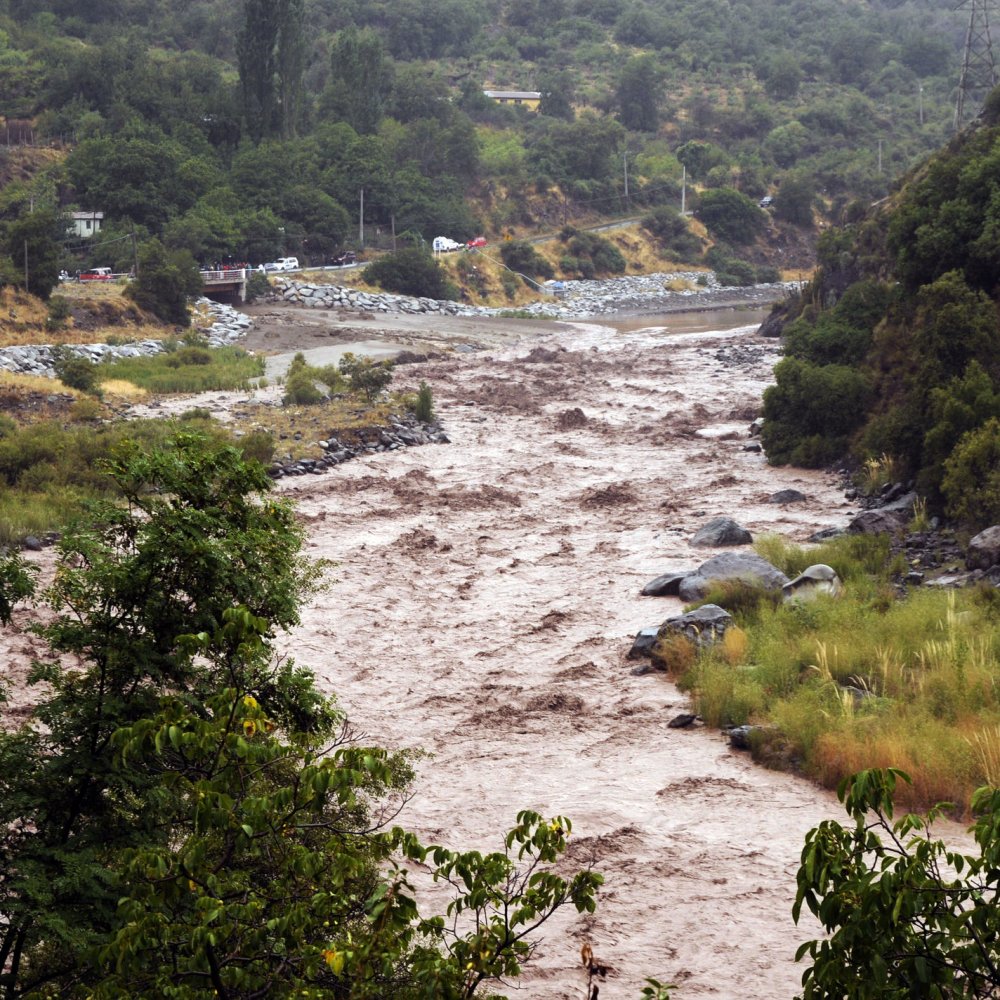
<box><xmin>761</xmin><ymin>87</ymin><xmax>1000</xmax><ymax>530</ymax></box>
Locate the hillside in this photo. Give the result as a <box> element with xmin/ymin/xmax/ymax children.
<box><xmin>0</xmin><ymin>0</ymin><xmax>981</xmax><ymax>288</ymax></box>
<box><xmin>760</xmin><ymin>87</ymin><xmax>1000</xmax><ymax>531</ymax></box>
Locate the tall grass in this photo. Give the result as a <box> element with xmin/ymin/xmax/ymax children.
<box><xmin>99</xmin><ymin>346</ymin><xmax>264</xmax><ymax>393</ymax></box>
<box><xmin>679</xmin><ymin>536</ymin><xmax>1000</xmax><ymax>813</ymax></box>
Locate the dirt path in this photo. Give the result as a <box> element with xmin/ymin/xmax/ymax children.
<box><xmin>274</xmin><ymin>317</ymin><xmax>862</xmax><ymax>999</ymax></box>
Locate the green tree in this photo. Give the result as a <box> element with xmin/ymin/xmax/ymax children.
<box><xmin>339</xmin><ymin>351</ymin><xmax>395</xmax><ymax>402</ymax></box>
<box><xmin>538</xmin><ymin>70</ymin><xmax>576</xmax><ymax>120</ymax></box>
<box><xmin>0</xmin><ymin>436</ymin><xmax>602</xmax><ymax>997</ymax></box>
<box><xmin>759</xmin><ymin>51</ymin><xmax>803</xmax><ymax>100</ymax></box>
<box><xmin>941</xmin><ymin>417</ymin><xmax>1000</xmax><ymax>530</ymax></box>
<box><xmin>617</xmin><ymin>55</ymin><xmax>661</xmax><ymax>132</ymax></box>
<box><xmin>3</xmin><ymin>208</ymin><xmax>65</xmax><ymax>300</ymax></box>
<box><xmin>237</xmin><ymin>0</ymin><xmax>277</xmax><ymax>141</ymax></box>
<box><xmin>0</xmin><ymin>434</ymin><xmax>328</xmax><ymax>996</ymax></box>
<box><xmin>125</xmin><ymin>238</ymin><xmax>203</xmax><ymax>326</ymax></box>
<box><xmin>324</xmin><ymin>27</ymin><xmax>394</xmax><ymax>136</ymax></box>
<box><xmin>362</xmin><ymin>247</ymin><xmax>452</xmax><ymax>299</ymax></box>
<box><xmin>696</xmin><ymin>187</ymin><xmax>766</xmax><ymax>244</ymax></box>
<box><xmin>795</xmin><ymin>768</ymin><xmax>1000</xmax><ymax>999</ymax></box>
<box><xmin>773</xmin><ymin>172</ymin><xmax>816</xmax><ymax>227</ymax></box>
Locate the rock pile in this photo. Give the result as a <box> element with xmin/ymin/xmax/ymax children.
<box><xmin>266</xmin><ymin>414</ymin><xmax>449</xmax><ymax>480</ymax></box>
<box><xmin>0</xmin><ymin>300</ymin><xmax>253</xmax><ymax>378</ymax></box>
<box><xmin>274</xmin><ymin>274</ymin><xmax>795</xmax><ymax>322</ymax></box>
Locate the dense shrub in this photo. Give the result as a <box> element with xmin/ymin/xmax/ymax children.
<box><xmin>499</xmin><ymin>240</ymin><xmax>554</xmax><ymax>280</ymax></box>
<box><xmin>362</xmin><ymin>248</ymin><xmax>453</xmax><ymax>299</ymax></box>
<box><xmin>640</xmin><ymin>205</ymin><xmax>703</xmax><ymax>260</ymax></box>
<box><xmin>695</xmin><ymin>187</ymin><xmax>766</xmax><ymax>244</ymax></box>
<box><xmin>52</xmin><ymin>347</ymin><xmax>101</xmax><ymax>396</ymax></box>
<box><xmin>941</xmin><ymin>417</ymin><xmax>1000</xmax><ymax>529</ymax></box>
<box><xmin>761</xmin><ymin>356</ymin><xmax>871</xmax><ymax>466</ymax></box>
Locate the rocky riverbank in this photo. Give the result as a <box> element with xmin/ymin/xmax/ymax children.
<box><xmin>273</xmin><ymin>272</ymin><xmax>794</xmax><ymax>321</ymax></box>
<box><xmin>0</xmin><ymin>299</ymin><xmax>252</xmax><ymax>377</ymax></box>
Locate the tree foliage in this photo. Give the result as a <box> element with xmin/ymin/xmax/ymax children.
<box><xmin>125</xmin><ymin>238</ymin><xmax>204</xmax><ymax>326</ymax></box>
<box><xmin>795</xmin><ymin>768</ymin><xmax>1000</xmax><ymax>999</ymax></box>
<box><xmin>696</xmin><ymin>187</ymin><xmax>766</xmax><ymax>245</ymax></box>
<box><xmin>362</xmin><ymin>248</ymin><xmax>453</xmax><ymax>299</ymax></box>
<box><xmin>0</xmin><ymin>434</ymin><xmax>602</xmax><ymax>998</ymax></box>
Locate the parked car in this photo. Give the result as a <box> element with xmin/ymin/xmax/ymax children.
<box><xmin>330</xmin><ymin>250</ymin><xmax>358</xmax><ymax>266</ymax></box>
<box><xmin>466</xmin><ymin>236</ymin><xmax>487</xmax><ymax>248</ymax></box>
<box><xmin>79</xmin><ymin>267</ymin><xmax>113</xmax><ymax>281</ymax></box>
<box><xmin>432</xmin><ymin>236</ymin><xmax>464</xmax><ymax>253</ymax></box>
<box><xmin>262</xmin><ymin>257</ymin><xmax>300</xmax><ymax>272</ymax></box>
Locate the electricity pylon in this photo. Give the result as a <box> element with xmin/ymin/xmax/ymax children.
<box><xmin>955</xmin><ymin>0</ymin><xmax>998</xmax><ymax>127</ymax></box>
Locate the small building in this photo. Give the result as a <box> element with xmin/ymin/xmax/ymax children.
<box><xmin>483</xmin><ymin>90</ymin><xmax>541</xmax><ymax>110</ymax></box>
<box><xmin>71</xmin><ymin>211</ymin><xmax>104</xmax><ymax>238</ymax></box>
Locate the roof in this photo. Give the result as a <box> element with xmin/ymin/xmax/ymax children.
<box><xmin>71</xmin><ymin>211</ymin><xmax>105</xmax><ymax>219</ymax></box>
<box><xmin>483</xmin><ymin>90</ymin><xmax>542</xmax><ymax>100</ymax></box>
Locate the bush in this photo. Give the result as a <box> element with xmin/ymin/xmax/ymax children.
<box><xmin>244</xmin><ymin>270</ymin><xmax>271</xmax><ymax>303</ymax></box>
<box><xmin>499</xmin><ymin>241</ymin><xmax>554</xmax><ymax>280</ymax></box>
<box><xmin>52</xmin><ymin>347</ymin><xmax>101</xmax><ymax>396</ymax></box>
<box><xmin>46</xmin><ymin>296</ymin><xmax>71</xmax><ymax>331</ymax></box>
<box><xmin>941</xmin><ymin>417</ymin><xmax>1000</xmax><ymax>529</ymax></box>
<box><xmin>282</xmin><ymin>369</ymin><xmax>324</xmax><ymax>405</ymax></box>
<box><xmin>413</xmin><ymin>381</ymin><xmax>434</xmax><ymax>423</ymax></box>
<box><xmin>641</xmin><ymin>206</ymin><xmax>703</xmax><ymax>261</ymax></box>
<box><xmin>338</xmin><ymin>352</ymin><xmax>394</xmax><ymax>402</ymax></box>
<box><xmin>362</xmin><ymin>248</ymin><xmax>453</xmax><ymax>299</ymax></box>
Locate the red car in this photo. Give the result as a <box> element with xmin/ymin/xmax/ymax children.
<box><xmin>79</xmin><ymin>267</ymin><xmax>113</xmax><ymax>281</ymax></box>
<box><xmin>466</xmin><ymin>236</ymin><xmax>487</xmax><ymax>248</ymax></box>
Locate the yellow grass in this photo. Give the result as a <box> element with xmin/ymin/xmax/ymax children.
<box><xmin>0</xmin><ymin>371</ymin><xmax>80</xmax><ymax>396</ymax></box>
<box><xmin>99</xmin><ymin>379</ymin><xmax>149</xmax><ymax>403</ymax></box>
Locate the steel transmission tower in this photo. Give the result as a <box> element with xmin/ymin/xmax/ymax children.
<box><xmin>955</xmin><ymin>0</ymin><xmax>998</xmax><ymax>127</ymax></box>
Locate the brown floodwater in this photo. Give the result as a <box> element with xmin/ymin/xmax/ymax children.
<box><xmin>273</xmin><ymin>315</ymin><xmax>889</xmax><ymax>999</ymax></box>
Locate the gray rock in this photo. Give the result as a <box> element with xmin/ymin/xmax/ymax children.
<box><xmin>627</xmin><ymin>627</ymin><xmax>660</xmax><ymax>660</ymax></box>
<box><xmin>727</xmin><ymin>724</ymin><xmax>763</xmax><ymax>750</ymax></box>
<box><xmin>656</xmin><ymin>604</ymin><xmax>733</xmax><ymax>650</ymax></box>
<box><xmin>967</xmin><ymin>525</ymin><xmax>1000</xmax><ymax>570</ymax></box>
<box><xmin>668</xmin><ymin>713</ymin><xmax>700</xmax><ymax>729</ymax></box>
<box><xmin>848</xmin><ymin>509</ymin><xmax>908</xmax><ymax>536</ymax></box>
<box><xmin>768</xmin><ymin>489</ymin><xmax>807</xmax><ymax>504</ymax></box>
<box><xmin>677</xmin><ymin>552</ymin><xmax>789</xmax><ymax>602</ymax></box>
<box><xmin>640</xmin><ymin>573</ymin><xmax>690</xmax><ymax>597</ymax></box>
<box><xmin>782</xmin><ymin>564</ymin><xmax>843</xmax><ymax>601</ymax></box>
<box><xmin>691</xmin><ymin>517</ymin><xmax>753</xmax><ymax>548</ymax></box>
<box><xmin>808</xmin><ymin>527</ymin><xmax>845</xmax><ymax>543</ymax></box>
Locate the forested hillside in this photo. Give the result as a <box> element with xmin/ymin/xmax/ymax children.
<box><xmin>762</xmin><ymin>86</ymin><xmax>1000</xmax><ymax>531</ymax></box>
<box><xmin>0</xmin><ymin>0</ymin><xmax>982</xmax><ymax>281</ymax></box>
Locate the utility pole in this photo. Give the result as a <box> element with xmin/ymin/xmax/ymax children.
<box><xmin>23</xmin><ymin>239</ymin><xmax>28</xmax><ymax>290</ymax></box>
<box><xmin>681</xmin><ymin>165</ymin><xmax>687</xmax><ymax>215</ymax></box>
<box><xmin>359</xmin><ymin>189</ymin><xmax>364</xmax><ymax>246</ymax></box>
<box><xmin>130</xmin><ymin>229</ymin><xmax>139</xmax><ymax>278</ymax></box>
<box><xmin>623</xmin><ymin>151</ymin><xmax>629</xmax><ymax>208</ymax></box>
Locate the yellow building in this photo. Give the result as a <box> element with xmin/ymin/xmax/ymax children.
<box><xmin>483</xmin><ymin>90</ymin><xmax>542</xmax><ymax>111</ymax></box>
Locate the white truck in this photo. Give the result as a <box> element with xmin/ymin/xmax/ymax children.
<box><xmin>432</xmin><ymin>236</ymin><xmax>464</xmax><ymax>253</ymax></box>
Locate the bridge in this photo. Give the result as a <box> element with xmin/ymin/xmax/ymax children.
<box><xmin>200</xmin><ymin>268</ymin><xmax>249</xmax><ymax>303</ymax></box>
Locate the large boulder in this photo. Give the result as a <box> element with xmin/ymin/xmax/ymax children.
<box><xmin>782</xmin><ymin>563</ymin><xmax>843</xmax><ymax>601</ymax></box>
<box><xmin>640</xmin><ymin>572</ymin><xmax>691</xmax><ymax>597</ymax></box>
<box><xmin>677</xmin><ymin>551</ymin><xmax>789</xmax><ymax>602</ymax></box>
<box><xmin>848</xmin><ymin>508</ymin><xmax>908</xmax><ymax>536</ymax></box>
<box><xmin>967</xmin><ymin>525</ymin><xmax>1000</xmax><ymax>570</ymax></box>
<box><xmin>656</xmin><ymin>604</ymin><xmax>733</xmax><ymax>649</ymax></box>
<box><xmin>768</xmin><ymin>489</ymin><xmax>807</xmax><ymax>504</ymax></box>
<box><xmin>691</xmin><ymin>517</ymin><xmax>753</xmax><ymax>548</ymax></box>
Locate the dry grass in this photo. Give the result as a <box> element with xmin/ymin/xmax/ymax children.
<box><xmin>99</xmin><ymin>379</ymin><xmax>150</xmax><ymax>403</ymax></box>
<box><xmin>0</xmin><ymin>370</ymin><xmax>82</xmax><ymax>397</ymax></box>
